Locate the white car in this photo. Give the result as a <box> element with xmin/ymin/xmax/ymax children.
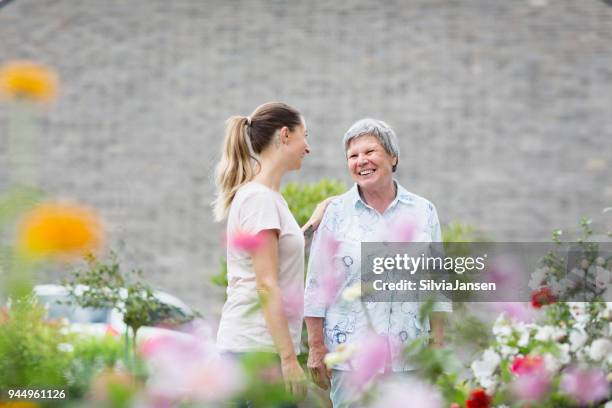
<box><xmin>34</xmin><ymin>284</ymin><xmax>196</xmax><ymax>341</ymax></box>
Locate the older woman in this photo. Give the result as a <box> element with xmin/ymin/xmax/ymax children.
<box><xmin>303</xmin><ymin>118</ymin><xmax>452</xmax><ymax>407</ymax></box>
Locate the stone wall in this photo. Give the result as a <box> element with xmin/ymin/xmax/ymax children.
<box><xmin>1</xmin><ymin>0</ymin><xmax>611</xmax><ymax>311</ymax></box>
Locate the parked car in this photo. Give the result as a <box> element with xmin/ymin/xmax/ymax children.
<box><xmin>33</xmin><ymin>284</ymin><xmax>196</xmax><ymax>341</ymax></box>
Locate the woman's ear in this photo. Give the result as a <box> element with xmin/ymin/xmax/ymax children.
<box><xmin>280</xmin><ymin>126</ymin><xmax>290</xmax><ymax>144</ymax></box>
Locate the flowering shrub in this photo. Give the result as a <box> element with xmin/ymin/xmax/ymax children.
<box><xmin>467</xmin><ymin>221</ymin><xmax>612</xmax><ymax>407</ymax></box>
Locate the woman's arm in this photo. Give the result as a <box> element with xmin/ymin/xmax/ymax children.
<box><xmin>252</xmin><ymin>229</ymin><xmax>307</xmax><ymax>399</ymax></box>
<box><xmin>301</xmin><ymin>196</ymin><xmax>336</xmax><ymax>234</ymax></box>
<box><xmin>305</xmin><ymin>316</ymin><xmax>330</xmax><ymax>389</ymax></box>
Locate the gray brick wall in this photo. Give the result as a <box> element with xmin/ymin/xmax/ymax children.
<box><xmin>1</xmin><ymin>0</ymin><xmax>611</xmax><ymax>312</ymax></box>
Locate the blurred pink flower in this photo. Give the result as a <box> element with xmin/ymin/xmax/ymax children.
<box><xmin>484</xmin><ymin>256</ymin><xmax>524</xmax><ymax>297</ymax></box>
<box><xmin>510</xmin><ymin>370</ymin><xmax>551</xmax><ymax>402</ymax></box>
<box><xmin>511</xmin><ymin>355</ymin><xmax>544</xmax><ymax>376</ymax></box>
<box><xmin>560</xmin><ymin>366</ymin><xmax>609</xmax><ymax>405</ymax></box>
<box><xmin>388</xmin><ymin>217</ymin><xmax>417</xmax><ymax>242</ymax></box>
<box><xmin>320</xmin><ymin>270</ymin><xmax>343</xmax><ymax>306</ymax></box>
<box><xmin>104</xmin><ymin>324</ymin><xmax>120</xmax><ymax>338</ymax></box>
<box><xmin>371</xmin><ymin>377</ymin><xmax>444</xmax><ymax>408</ymax></box>
<box><xmin>317</xmin><ymin>231</ymin><xmax>343</xmax><ymax>306</ymax></box>
<box><xmin>282</xmin><ymin>286</ymin><xmax>304</xmax><ymax>319</ymax></box>
<box><xmin>227</xmin><ymin>231</ymin><xmax>266</xmax><ymax>252</ymax></box>
<box><xmin>348</xmin><ymin>331</ymin><xmax>392</xmax><ymax>390</ymax></box>
<box><xmin>491</xmin><ymin>302</ymin><xmax>537</xmax><ymax>322</ymax></box>
<box><xmin>140</xmin><ymin>326</ymin><xmax>245</xmax><ymax>403</ymax></box>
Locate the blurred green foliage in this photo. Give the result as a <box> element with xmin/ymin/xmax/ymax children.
<box><xmin>234</xmin><ymin>352</ymin><xmax>298</xmax><ymax>407</ymax></box>
<box><xmin>281</xmin><ymin>179</ymin><xmax>347</xmax><ymax>226</ymax></box>
<box><xmin>0</xmin><ymin>295</ymin><xmax>75</xmax><ymax>391</ymax></box>
<box><xmin>65</xmin><ymin>335</ymin><xmax>124</xmax><ymax>399</ymax></box>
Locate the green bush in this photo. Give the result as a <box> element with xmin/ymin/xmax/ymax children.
<box><xmin>281</xmin><ymin>179</ymin><xmax>347</xmax><ymax>226</ymax></box>
<box><xmin>65</xmin><ymin>335</ymin><xmax>124</xmax><ymax>399</ymax></box>
<box><xmin>0</xmin><ymin>295</ymin><xmax>75</xmax><ymax>390</ymax></box>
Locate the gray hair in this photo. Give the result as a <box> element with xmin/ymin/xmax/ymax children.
<box><xmin>342</xmin><ymin>118</ymin><xmax>400</xmax><ymax>172</ymax></box>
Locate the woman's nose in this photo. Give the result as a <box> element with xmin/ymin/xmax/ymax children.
<box><xmin>305</xmin><ymin>142</ymin><xmax>311</xmax><ymax>154</ymax></box>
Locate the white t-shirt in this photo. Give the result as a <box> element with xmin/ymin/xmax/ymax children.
<box><xmin>216</xmin><ymin>181</ymin><xmax>305</xmax><ymax>354</ymax></box>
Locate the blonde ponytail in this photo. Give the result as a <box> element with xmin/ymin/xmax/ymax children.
<box><xmin>213</xmin><ymin>116</ymin><xmax>254</xmax><ymax>221</ymax></box>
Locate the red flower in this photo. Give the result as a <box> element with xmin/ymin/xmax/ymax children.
<box><xmin>466</xmin><ymin>388</ymin><xmax>492</xmax><ymax>408</ymax></box>
<box><xmin>511</xmin><ymin>355</ymin><xmax>544</xmax><ymax>376</ymax></box>
<box><xmin>530</xmin><ymin>287</ymin><xmax>556</xmax><ymax>308</ymax></box>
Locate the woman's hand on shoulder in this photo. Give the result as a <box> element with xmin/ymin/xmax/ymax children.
<box><xmin>302</xmin><ymin>196</ymin><xmax>337</xmax><ymax>233</ymax></box>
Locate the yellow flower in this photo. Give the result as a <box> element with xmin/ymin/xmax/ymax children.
<box><xmin>0</xmin><ymin>403</ymin><xmax>40</xmax><ymax>408</ymax></box>
<box><xmin>17</xmin><ymin>202</ymin><xmax>104</xmax><ymax>260</ymax></box>
<box><xmin>0</xmin><ymin>61</ymin><xmax>58</xmax><ymax>103</ymax></box>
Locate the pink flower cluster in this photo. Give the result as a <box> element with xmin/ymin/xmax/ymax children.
<box><xmin>139</xmin><ymin>325</ymin><xmax>245</xmax><ymax>405</ymax></box>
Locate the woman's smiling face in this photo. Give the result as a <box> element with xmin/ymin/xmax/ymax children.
<box><xmin>346</xmin><ymin>134</ymin><xmax>397</xmax><ymax>190</ymax></box>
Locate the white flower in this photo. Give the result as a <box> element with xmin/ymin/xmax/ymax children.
<box><xmin>58</xmin><ymin>343</ymin><xmax>74</xmax><ymax>353</ymax></box>
<box><xmin>535</xmin><ymin>325</ymin><xmax>566</xmax><ymax>342</ymax></box>
<box><xmin>596</xmin><ymin>257</ymin><xmax>606</xmax><ymax>267</ymax></box>
<box><xmin>568</xmin><ymin>302</ymin><xmax>589</xmax><ymax>325</ymax></box>
<box><xmin>600</xmin><ymin>303</ymin><xmax>612</xmax><ymax>320</ymax></box>
<box><xmin>472</xmin><ymin>348</ymin><xmax>501</xmax><ymax>390</ymax></box>
<box><xmin>342</xmin><ymin>283</ymin><xmax>361</xmax><ymax>302</ymax></box>
<box><xmin>581</xmin><ymin>259</ymin><xmax>590</xmax><ymax>269</ymax></box>
<box><xmin>323</xmin><ymin>344</ymin><xmax>357</xmax><ymax>368</ymax></box>
<box><xmin>528</xmin><ymin>267</ymin><xmax>548</xmax><ymax>290</ymax></box>
<box><xmin>604</xmin><ymin>400</ymin><xmax>612</xmax><ymax>408</ymax></box>
<box><xmin>595</xmin><ymin>267</ymin><xmax>611</xmax><ymax>290</ymax></box>
<box><xmin>471</xmin><ymin>348</ymin><xmax>500</xmax><ymax>387</ymax></box>
<box><xmin>569</xmin><ymin>328</ymin><xmax>589</xmax><ymax>352</ymax></box>
<box><xmin>492</xmin><ymin>316</ymin><xmax>512</xmax><ymax>341</ymax></box>
<box><xmin>499</xmin><ymin>345</ymin><xmax>519</xmax><ymax>358</ymax></box>
<box><xmin>544</xmin><ymin>353</ymin><xmax>562</xmax><ymax>372</ymax></box>
<box><xmin>557</xmin><ymin>343</ymin><xmax>571</xmax><ymax>364</ymax></box>
<box><xmin>550</xmin><ymin>280</ymin><xmax>563</xmax><ymax>296</ymax></box>
<box><xmin>589</xmin><ymin>338</ymin><xmax>612</xmax><ymax>363</ymax></box>
<box><xmin>518</xmin><ymin>330</ymin><xmax>531</xmax><ymax>347</ymax></box>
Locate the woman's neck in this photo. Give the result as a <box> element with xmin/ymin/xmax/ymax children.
<box><xmin>359</xmin><ymin>180</ymin><xmax>396</xmax><ymax>213</ymax></box>
<box><xmin>252</xmin><ymin>156</ymin><xmax>285</xmax><ymax>191</ymax></box>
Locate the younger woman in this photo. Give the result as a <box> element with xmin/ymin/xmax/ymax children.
<box><xmin>213</xmin><ymin>102</ymin><xmax>327</xmax><ymax>400</ymax></box>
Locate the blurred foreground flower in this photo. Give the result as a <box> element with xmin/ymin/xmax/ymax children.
<box><xmin>347</xmin><ymin>331</ymin><xmax>392</xmax><ymax>390</ymax></box>
<box><xmin>324</xmin><ymin>344</ymin><xmax>358</xmax><ymax>368</ymax></box>
<box><xmin>0</xmin><ymin>61</ymin><xmax>58</xmax><ymax>103</ymax></box>
<box><xmin>228</xmin><ymin>231</ymin><xmax>265</xmax><ymax>253</ymax></box>
<box><xmin>17</xmin><ymin>202</ymin><xmax>104</xmax><ymax>260</ymax></box>
<box><xmin>139</xmin><ymin>329</ymin><xmax>245</xmax><ymax>404</ymax></box>
<box><xmin>509</xmin><ymin>357</ymin><xmax>550</xmax><ymax>403</ymax></box>
<box><xmin>530</xmin><ymin>286</ymin><xmax>556</xmax><ymax>308</ymax></box>
<box><xmin>560</xmin><ymin>366</ymin><xmax>609</xmax><ymax>405</ymax></box>
<box><xmin>491</xmin><ymin>302</ymin><xmax>537</xmax><ymax>322</ymax></box>
<box><xmin>465</xmin><ymin>388</ymin><xmax>492</xmax><ymax>408</ymax></box>
<box><xmin>370</xmin><ymin>377</ymin><xmax>443</xmax><ymax>408</ymax></box>
<box><xmin>510</xmin><ymin>355</ymin><xmax>544</xmax><ymax>376</ymax></box>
